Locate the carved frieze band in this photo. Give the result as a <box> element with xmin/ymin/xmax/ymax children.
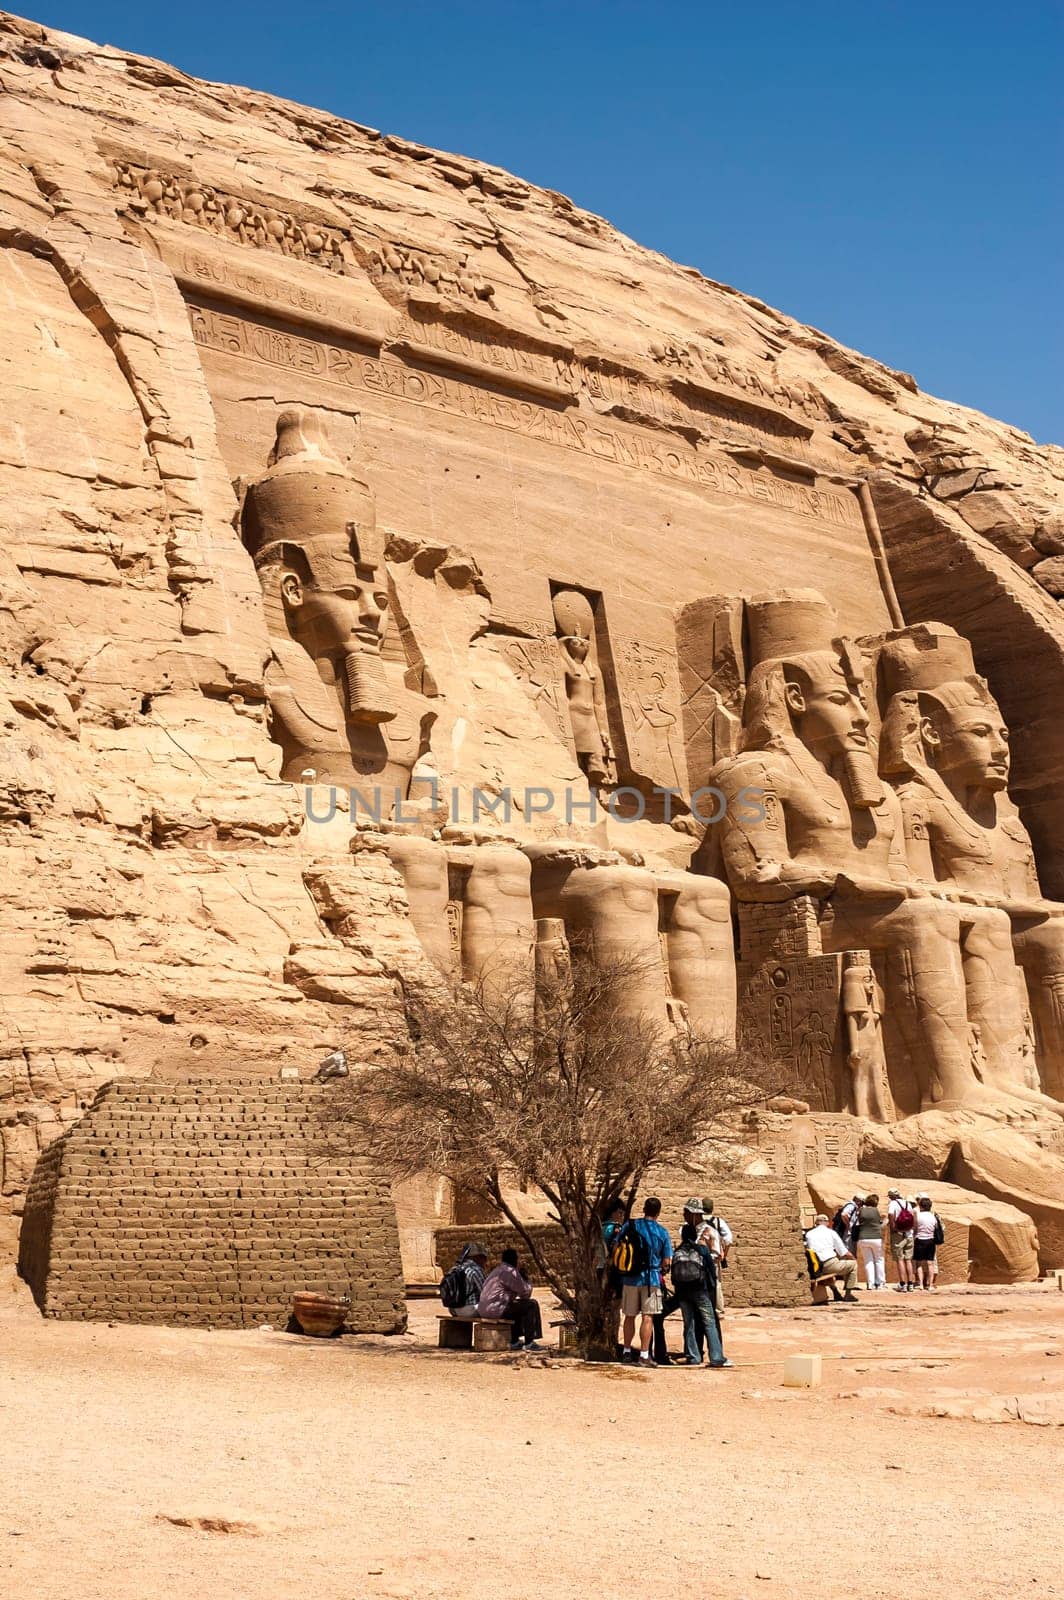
<box><xmin>113</xmin><ymin>158</ymin><xmax>829</xmax><ymax>439</ymax></box>
<box><xmin>648</xmin><ymin>338</ymin><xmax>827</xmax><ymax>422</ymax></box>
<box><xmin>187</xmin><ymin>298</ymin><xmax>862</xmax><ymax>528</ymax></box>
<box><xmin>112</xmin><ymin>159</ymin><xmax>497</xmax><ymax>304</ymax></box>
<box><xmin>114</xmin><ymin>160</ymin><xmax>352</xmax><ymax>272</ymax></box>
<box><xmin>366</xmin><ymin>244</ymin><xmax>495</xmax><ymax>305</ymax></box>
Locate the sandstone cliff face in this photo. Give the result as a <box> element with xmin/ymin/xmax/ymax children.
<box><xmin>0</xmin><ymin>11</ymin><xmax>1061</xmax><ymax>1231</ymax></box>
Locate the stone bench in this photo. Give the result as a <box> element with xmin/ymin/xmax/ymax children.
<box><xmin>437</xmin><ymin>1315</ymin><xmax>513</xmax><ymax>1352</ymax></box>
<box><xmin>810</xmin><ymin>1273</ymin><xmax>845</xmax><ymax>1304</ymax></box>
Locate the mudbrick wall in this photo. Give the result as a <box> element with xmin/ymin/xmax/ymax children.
<box><xmin>435</xmin><ymin>1178</ymin><xmax>807</xmax><ymax>1309</ymax></box>
<box><xmin>18</xmin><ymin>1079</ymin><xmax>406</xmax><ymax>1330</ymax></box>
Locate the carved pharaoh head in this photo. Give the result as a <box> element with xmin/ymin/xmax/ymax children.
<box><xmin>878</xmin><ymin>625</ymin><xmax>1009</xmax><ymax>795</ymax></box>
<box><xmin>242</xmin><ymin>410</ymin><xmax>394</xmax><ymax>724</ymax></box>
<box><xmin>740</xmin><ymin>590</ymin><xmax>881</xmax><ymax>806</ymax></box>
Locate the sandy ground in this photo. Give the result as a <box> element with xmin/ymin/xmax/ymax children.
<box><xmin>2</xmin><ymin>1248</ymin><xmax>1062</xmax><ymax>1600</ymax></box>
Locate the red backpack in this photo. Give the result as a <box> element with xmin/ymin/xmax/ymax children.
<box><xmin>891</xmin><ymin>1204</ymin><xmax>915</xmax><ymax>1233</ymax></box>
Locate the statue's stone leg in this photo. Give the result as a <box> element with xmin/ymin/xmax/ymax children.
<box><xmin>960</xmin><ymin>907</ymin><xmax>1029</xmax><ymax>1090</ymax></box>
<box><xmin>526</xmin><ymin>848</ymin><xmax>670</xmax><ymax>1026</ymax></box>
<box><xmin>461</xmin><ymin>845</ymin><xmax>535</xmax><ymax>1002</ymax></box>
<box><xmin>658</xmin><ymin>873</ymin><xmax>736</xmax><ymax>1044</ymax></box>
<box><xmin>1011</xmin><ymin>918</ymin><xmax>1064</xmax><ymax>1099</ymax></box>
<box><xmin>384</xmin><ymin>834</ymin><xmax>453</xmax><ymax>978</ymax></box>
<box><xmin>824</xmin><ymin>895</ymin><xmax>975</xmax><ymax>1110</ymax></box>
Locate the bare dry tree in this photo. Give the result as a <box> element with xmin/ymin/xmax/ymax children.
<box><xmin>322</xmin><ymin>948</ymin><xmax>790</xmax><ymax>1357</ymax></box>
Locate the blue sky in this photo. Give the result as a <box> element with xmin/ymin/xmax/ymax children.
<box><xmin>32</xmin><ymin>1</ymin><xmax>1063</xmax><ymax>442</ymax></box>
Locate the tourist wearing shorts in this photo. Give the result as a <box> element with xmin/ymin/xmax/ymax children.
<box><xmin>887</xmin><ymin>1189</ymin><xmax>916</xmax><ymax>1291</ymax></box>
<box><xmin>912</xmin><ymin>1196</ymin><xmax>943</xmax><ymax>1289</ymax></box>
<box><xmin>619</xmin><ymin>1197</ymin><xmax>672</xmax><ymax>1366</ymax></box>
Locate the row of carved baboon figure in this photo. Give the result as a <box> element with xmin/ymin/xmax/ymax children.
<box><xmin>114</xmin><ymin>161</ymin><xmax>494</xmax><ymax>301</ymax></box>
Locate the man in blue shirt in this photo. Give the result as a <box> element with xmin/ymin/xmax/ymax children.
<box><xmin>620</xmin><ymin>1197</ymin><xmax>672</xmax><ymax>1366</ymax></box>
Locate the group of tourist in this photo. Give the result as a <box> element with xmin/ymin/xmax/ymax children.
<box><xmin>803</xmin><ymin>1188</ymin><xmax>945</xmax><ymax>1302</ymax></box>
<box><xmin>602</xmin><ymin>1195</ymin><xmax>734</xmax><ymax>1370</ymax></box>
<box><xmin>441</xmin><ymin>1195</ymin><xmax>734</xmax><ymax>1368</ymax></box>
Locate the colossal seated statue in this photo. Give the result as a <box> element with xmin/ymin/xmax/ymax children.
<box><xmin>709</xmin><ymin>590</ymin><xmax>986</xmax><ymax>1111</ymax></box>
<box><xmin>241</xmin><ymin>410</ymin><xmax>430</xmax><ymax>797</ymax></box>
<box><xmin>523</xmin><ymin>842</ymin><xmax>736</xmax><ymax>1041</ymax></box>
<box><xmin>385</xmin><ymin>832</ymin><xmax>534</xmax><ymax>1000</ymax></box>
<box><xmin>878</xmin><ymin>623</ymin><xmax>1064</xmax><ymax>1101</ymax></box>
<box><xmin>655</xmin><ymin>869</ymin><xmax>736</xmax><ymax>1043</ymax></box>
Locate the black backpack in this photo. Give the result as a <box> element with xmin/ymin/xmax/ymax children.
<box><xmin>671</xmin><ymin>1243</ymin><xmax>705</xmax><ymax>1288</ymax></box>
<box><xmin>610</xmin><ymin>1220</ymin><xmax>650</xmax><ymax>1278</ymax></box>
<box><xmin>440</xmin><ymin>1262</ymin><xmax>471</xmax><ymax>1310</ymax></box>
<box><xmin>831</xmin><ymin>1206</ymin><xmax>850</xmax><ymax>1238</ymax></box>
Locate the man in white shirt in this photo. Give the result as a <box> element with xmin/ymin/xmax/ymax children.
<box><xmin>698</xmin><ymin>1197</ymin><xmax>733</xmax><ymax>1315</ymax></box>
<box><xmin>838</xmin><ymin>1194</ymin><xmax>862</xmax><ymax>1251</ymax></box>
<box><xmin>804</xmin><ymin>1215</ymin><xmax>859</xmax><ymax>1301</ymax></box>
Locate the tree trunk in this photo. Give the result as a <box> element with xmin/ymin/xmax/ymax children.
<box><xmin>575</xmin><ymin>1295</ymin><xmax>618</xmax><ymax>1362</ymax></box>
<box><xmin>567</xmin><ymin>1232</ymin><xmax>615</xmax><ymax>1362</ymax></box>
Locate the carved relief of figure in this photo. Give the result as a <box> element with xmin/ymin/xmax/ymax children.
<box><xmin>797</xmin><ymin>1011</ymin><xmax>833</xmax><ymax>1078</ymax></box>
<box><xmin>241</xmin><ymin>409</ymin><xmax>429</xmax><ymax>796</ymax></box>
<box><xmin>534</xmin><ymin>916</ymin><xmax>573</xmax><ymax>1030</ymax></box>
<box><xmin>630</xmin><ymin>662</ymin><xmax>682</xmax><ymax>789</ymax></box>
<box><xmin>710</xmin><ymin>589</ymin><xmax>985</xmax><ymax>1111</ymax></box>
<box><xmin>878</xmin><ymin>623</ymin><xmax>1064</xmax><ymax>1102</ymax></box>
<box><xmin>534</xmin><ymin>916</ymin><xmax>571</xmax><ymax>988</ymax></box>
<box><xmin>968</xmin><ymin>1022</ymin><xmax>989</xmax><ymax>1083</ymax></box>
<box><xmin>551</xmin><ymin>590</ymin><xmax>614</xmax><ymax>788</ymax></box>
<box><xmin>841</xmin><ymin>957</ymin><xmax>893</xmax><ymax>1122</ymax></box>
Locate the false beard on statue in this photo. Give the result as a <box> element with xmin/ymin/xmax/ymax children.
<box><xmin>842</xmin><ymin>747</ymin><xmax>885</xmax><ymax>810</ymax></box>
<box><xmin>342</xmin><ymin>647</ymin><xmax>395</xmax><ymax>724</ymax></box>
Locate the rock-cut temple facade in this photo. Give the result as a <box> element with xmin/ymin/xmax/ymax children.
<box><xmin>2</xmin><ymin>9</ymin><xmax>1063</xmax><ymax>1303</ymax></box>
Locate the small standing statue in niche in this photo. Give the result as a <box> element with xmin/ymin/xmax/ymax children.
<box><xmin>552</xmin><ymin>588</ymin><xmax>615</xmax><ymax>788</ymax></box>
<box><xmin>841</xmin><ymin>956</ymin><xmax>894</xmax><ymax>1122</ymax></box>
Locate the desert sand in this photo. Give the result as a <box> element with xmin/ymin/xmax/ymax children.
<box><xmin>3</xmin><ymin>1242</ymin><xmax>1061</xmax><ymax>1600</ymax></box>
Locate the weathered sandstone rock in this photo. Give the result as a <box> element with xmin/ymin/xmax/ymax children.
<box><xmin>946</xmin><ymin>1128</ymin><xmax>1064</xmax><ymax>1271</ymax></box>
<box><xmin>0</xmin><ymin>10</ymin><xmax>1061</xmax><ymax>1291</ymax></box>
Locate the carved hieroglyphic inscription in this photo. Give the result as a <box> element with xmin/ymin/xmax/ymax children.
<box><xmin>617</xmin><ymin>639</ymin><xmax>685</xmax><ymax>791</ymax></box>
<box><xmin>172</xmin><ymin>246</ymin><xmax>835</xmax><ymax>466</ymax></box>
<box><xmin>391</xmin><ymin>312</ymin><xmax>564</xmax><ymax>391</ymax></box>
<box><xmin>577</xmin><ymin>361</ymin><xmax>819</xmax><ymax>452</ymax></box>
<box><xmin>188</xmin><ymin>300</ymin><xmax>863</xmax><ymax>526</ymax></box>
<box><xmin>180</xmin><ymin>248</ymin><xmax>337</xmax><ymax>319</ymax></box>
<box><xmin>741</xmin><ymin>954</ymin><xmax>844</xmax><ymax>1112</ymax></box>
